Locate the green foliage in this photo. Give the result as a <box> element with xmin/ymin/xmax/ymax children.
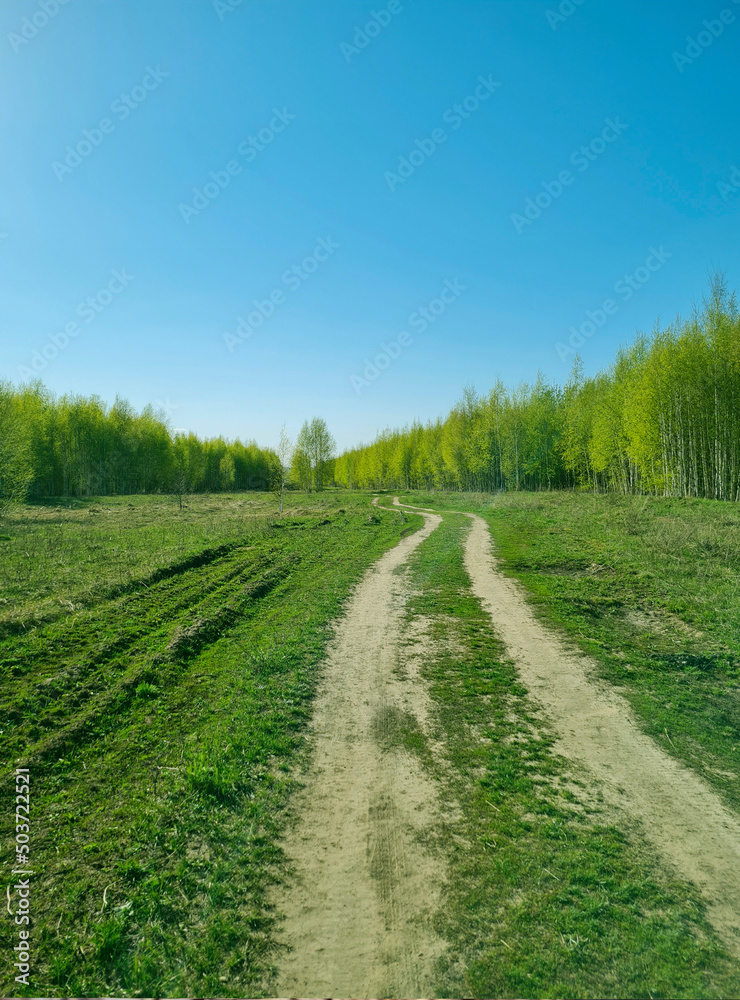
<box><xmin>336</xmin><ymin>278</ymin><xmax>740</xmax><ymax>500</ymax></box>
<box><xmin>291</xmin><ymin>417</ymin><xmax>336</xmax><ymax>492</ymax></box>
<box><xmin>0</xmin><ymin>383</ymin><xmax>279</xmax><ymax>499</ymax></box>
<box><xmin>0</xmin><ymin>380</ymin><xmax>35</xmax><ymax>512</ymax></box>
<box><xmin>271</xmin><ymin>424</ymin><xmax>293</xmax><ymax>512</ymax></box>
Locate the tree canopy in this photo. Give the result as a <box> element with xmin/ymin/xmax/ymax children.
<box><xmin>291</xmin><ymin>417</ymin><xmax>336</xmax><ymax>492</ymax></box>
<box><xmin>335</xmin><ymin>278</ymin><xmax>740</xmax><ymax>500</ymax></box>
<box><xmin>0</xmin><ymin>381</ymin><xmax>279</xmax><ymax>504</ymax></box>
<box><xmin>3</xmin><ymin>278</ymin><xmax>739</xmax><ymax>505</ymax></box>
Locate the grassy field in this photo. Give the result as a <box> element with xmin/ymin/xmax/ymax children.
<box><xmin>398</xmin><ymin>511</ymin><xmax>740</xmax><ymax>999</ymax></box>
<box><xmin>403</xmin><ymin>490</ymin><xmax>740</xmax><ymax>816</ymax></box>
<box><xmin>0</xmin><ymin>494</ymin><xmax>280</xmax><ymax>633</ymax></box>
<box><xmin>3</xmin><ymin>488</ymin><xmax>739</xmax><ymax>998</ymax></box>
<box><xmin>0</xmin><ymin>491</ymin><xmax>421</xmax><ymax>998</ymax></box>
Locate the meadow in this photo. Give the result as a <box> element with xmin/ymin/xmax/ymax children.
<box><xmin>0</xmin><ymin>491</ymin><xmax>420</xmax><ymax>997</ymax></box>
<box><xmin>2</xmin><ymin>488</ymin><xmax>739</xmax><ymax>998</ymax></box>
<box><xmin>404</xmin><ymin>490</ymin><xmax>740</xmax><ymax>814</ymax></box>
<box><xmin>399</xmin><ymin>508</ymin><xmax>739</xmax><ymax>999</ymax></box>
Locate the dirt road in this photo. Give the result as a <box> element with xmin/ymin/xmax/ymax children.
<box><xmin>396</xmin><ymin>499</ymin><xmax>740</xmax><ymax>955</ymax></box>
<box><xmin>271</xmin><ymin>505</ymin><xmax>446</xmax><ymax>999</ymax></box>
<box><xmin>271</xmin><ymin>498</ymin><xmax>740</xmax><ymax>996</ymax></box>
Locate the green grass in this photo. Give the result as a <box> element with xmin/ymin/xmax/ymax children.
<box><xmin>0</xmin><ymin>491</ymin><xmax>421</xmax><ymax>998</ymax></box>
<box><xmin>0</xmin><ymin>492</ymin><xmax>334</xmax><ymax>632</ymax></box>
<box><xmin>400</xmin><ymin>511</ymin><xmax>740</xmax><ymax>999</ymax></box>
<box><xmin>403</xmin><ymin>490</ymin><xmax>740</xmax><ymax>815</ymax></box>
<box><xmin>4</xmin><ymin>486</ymin><xmax>739</xmax><ymax>998</ymax></box>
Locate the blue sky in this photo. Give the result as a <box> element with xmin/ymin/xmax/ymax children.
<box><xmin>1</xmin><ymin>0</ymin><xmax>739</xmax><ymax>451</ymax></box>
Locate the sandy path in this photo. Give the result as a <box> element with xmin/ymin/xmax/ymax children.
<box><xmin>394</xmin><ymin>498</ymin><xmax>740</xmax><ymax>955</ymax></box>
<box><xmin>271</xmin><ymin>504</ymin><xmax>447</xmax><ymax>999</ymax></box>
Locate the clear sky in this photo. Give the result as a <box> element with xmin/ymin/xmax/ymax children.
<box><xmin>1</xmin><ymin>0</ymin><xmax>739</xmax><ymax>451</ymax></box>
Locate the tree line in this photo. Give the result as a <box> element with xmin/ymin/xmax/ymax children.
<box><xmin>3</xmin><ymin>278</ymin><xmax>738</xmax><ymax>505</ymax></box>
<box><xmin>0</xmin><ymin>380</ymin><xmax>338</xmax><ymax>507</ymax></box>
<box><xmin>334</xmin><ymin>278</ymin><xmax>740</xmax><ymax>500</ymax></box>
<box><xmin>0</xmin><ymin>383</ymin><xmax>281</xmax><ymax>504</ymax></box>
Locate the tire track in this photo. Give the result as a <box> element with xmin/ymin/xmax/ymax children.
<box><xmin>271</xmin><ymin>505</ymin><xmax>447</xmax><ymax>999</ymax></box>
<box><xmin>395</xmin><ymin>497</ymin><xmax>740</xmax><ymax>955</ymax></box>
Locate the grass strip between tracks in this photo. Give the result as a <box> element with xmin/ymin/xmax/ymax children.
<box><xmin>402</xmin><ymin>490</ymin><xmax>740</xmax><ymax>816</ymax></box>
<box><xmin>400</xmin><ymin>510</ymin><xmax>740</xmax><ymax>999</ymax></box>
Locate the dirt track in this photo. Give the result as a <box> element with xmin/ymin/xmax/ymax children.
<box><xmin>271</xmin><ymin>504</ymin><xmax>446</xmax><ymax>999</ymax></box>
<box><xmin>271</xmin><ymin>499</ymin><xmax>740</xmax><ymax>997</ymax></box>
<box><xmin>395</xmin><ymin>498</ymin><xmax>740</xmax><ymax>955</ymax></box>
